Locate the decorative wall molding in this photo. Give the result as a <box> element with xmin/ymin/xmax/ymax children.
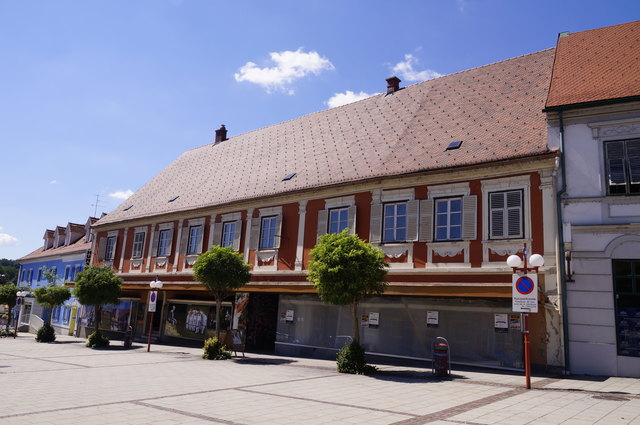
<box><xmin>431</xmin><ymin>243</ymin><xmax>465</xmax><ymax>257</ymax></box>
<box><xmin>155</xmin><ymin>258</ymin><xmax>167</xmax><ymax>268</ymax></box>
<box><xmin>185</xmin><ymin>255</ymin><xmax>198</xmax><ymax>266</ymax></box>
<box><xmin>485</xmin><ymin>240</ymin><xmax>527</xmax><ymax>256</ymax></box>
<box><xmin>589</xmin><ymin>118</ymin><xmax>640</xmax><ymax>140</ymax></box>
<box><xmin>131</xmin><ymin>259</ymin><xmax>142</xmax><ymax>269</ymax></box>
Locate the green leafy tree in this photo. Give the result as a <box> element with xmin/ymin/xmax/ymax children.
<box><xmin>307</xmin><ymin>231</ymin><xmax>388</xmax><ymax>345</ymax></box>
<box><xmin>0</xmin><ymin>283</ymin><xmax>18</xmax><ymax>333</ymax></box>
<box><xmin>193</xmin><ymin>246</ymin><xmax>251</xmax><ymax>339</ymax></box>
<box><xmin>73</xmin><ymin>266</ymin><xmax>122</xmax><ymax>344</ymax></box>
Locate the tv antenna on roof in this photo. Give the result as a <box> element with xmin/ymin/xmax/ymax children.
<box><xmin>91</xmin><ymin>194</ymin><xmax>105</xmax><ymax>217</ymax></box>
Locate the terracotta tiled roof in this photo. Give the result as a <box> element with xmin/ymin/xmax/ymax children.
<box><xmin>17</xmin><ymin>238</ymin><xmax>91</xmax><ymax>262</ymax></box>
<box><xmin>546</xmin><ymin>20</ymin><xmax>640</xmax><ymax>108</ymax></box>
<box><xmin>97</xmin><ymin>49</ymin><xmax>555</xmax><ymax>227</ymax></box>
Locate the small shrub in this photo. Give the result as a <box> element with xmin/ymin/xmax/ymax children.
<box><xmin>86</xmin><ymin>331</ymin><xmax>110</xmax><ymax>348</ymax></box>
<box><xmin>336</xmin><ymin>341</ymin><xmax>377</xmax><ymax>374</ymax></box>
<box><xmin>36</xmin><ymin>323</ymin><xmax>56</xmax><ymax>343</ymax></box>
<box><xmin>202</xmin><ymin>337</ymin><xmax>231</xmax><ymax>360</ymax></box>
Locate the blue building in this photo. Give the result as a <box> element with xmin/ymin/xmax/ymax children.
<box><xmin>16</xmin><ymin>217</ymin><xmax>96</xmax><ymax>334</ymax></box>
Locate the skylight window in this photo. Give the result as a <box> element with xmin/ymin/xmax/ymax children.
<box><xmin>282</xmin><ymin>173</ymin><xmax>296</xmax><ymax>181</ymax></box>
<box><xmin>123</xmin><ymin>205</ymin><xmax>133</xmax><ymax>211</ymax></box>
<box><xmin>168</xmin><ymin>195</ymin><xmax>180</xmax><ymax>202</ymax></box>
<box><xmin>445</xmin><ymin>140</ymin><xmax>463</xmax><ymax>151</ymax></box>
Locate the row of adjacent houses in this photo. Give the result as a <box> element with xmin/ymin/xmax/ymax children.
<box><xmin>15</xmin><ymin>217</ymin><xmax>95</xmax><ymax>334</ymax></box>
<box><xmin>16</xmin><ymin>21</ymin><xmax>640</xmax><ymax>377</ymax></box>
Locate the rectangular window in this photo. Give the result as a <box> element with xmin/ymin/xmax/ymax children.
<box><xmin>383</xmin><ymin>202</ymin><xmax>407</xmax><ymax>242</ymax></box>
<box><xmin>132</xmin><ymin>232</ymin><xmax>146</xmax><ymax>259</ymax></box>
<box><xmin>259</xmin><ymin>216</ymin><xmax>277</xmax><ymax>250</ymax></box>
<box><xmin>328</xmin><ymin>207</ymin><xmax>349</xmax><ymax>234</ymax></box>
<box><xmin>157</xmin><ymin>229</ymin><xmax>171</xmax><ymax>257</ymax></box>
<box><xmin>221</xmin><ymin>221</ymin><xmax>236</xmax><ymax>248</ymax></box>
<box><xmin>64</xmin><ymin>266</ymin><xmax>71</xmax><ymax>281</ymax></box>
<box><xmin>489</xmin><ymin>190</ymin><xmax>523</xmax><ymax>239</ymax></box>
<box><xmin>37</xmin><ymin>268</ymin><xmax>43</xmax><ymax>282</ymax></box>
<box><xmin>612</xmin><ymin>259</ymin><xmax>640</xmax><ymax>357</ymax></box>
<box><xmin>63</xmin><ymin>306</ymin><xmax>71</xmax><ymax>325</ymax></box>
<box><xmin>606</xmin><ymin>139</ymin><xmax>640</xmax><ymax>195</ymax></box>
<box><xmin>434</xmin><ymin>198</ymin><xmax>463</xmax><ymax>241</ymax></box>
<box><xmin>105</xmin><ymin>236</ymin><xmax>116</xmax><ymax>260</ymax></box>
<box><xmin>75</xmin><ymin>265</ymin><xmax>83</xmax><ymax>277</ymax></box>
<box><xmin>186</xmin><ymin>225</ymin><xmax>203</xmax><ymax>255</ymax></box>
<box><xmin>27</xmin><ymin>269</ymin><xmax>33</xmax><ymax>284</ymax></box>
<box><xmin>52</xmin><ymin>306</ymin><xmax>61</xmax><ymax>323</ymax></box>
<box><xmin>69</xmin><ymin>266</ymin><xmax>75</xmax><ymax>282</ymax></box>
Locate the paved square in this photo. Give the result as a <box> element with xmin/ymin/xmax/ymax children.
<box><xmin>1</xmin><ymin>335</ymin><xmax>638</xmax><ymax>424</ymax></box>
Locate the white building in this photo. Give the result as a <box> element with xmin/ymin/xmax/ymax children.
<box><xmin>545</xmin><ymin>21</ymin><xmax>640</xmax><ymax>377</ymax></box>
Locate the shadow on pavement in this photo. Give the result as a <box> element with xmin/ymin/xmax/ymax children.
<box><xmin>232</xmin><ymin>357</ymin><xmax>296</xmax><ymax>366</ymax></box>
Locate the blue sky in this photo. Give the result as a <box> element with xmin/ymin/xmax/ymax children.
<box><xmin>0</xmin><ymin>1</ymin><xmax>637</xmax><ymax>261</ymax></box>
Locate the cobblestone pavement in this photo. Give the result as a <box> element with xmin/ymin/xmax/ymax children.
<box><xmin>1</xmin><ymin>334</ymin><xmax>639</xmax><ymax>424</ymax></box>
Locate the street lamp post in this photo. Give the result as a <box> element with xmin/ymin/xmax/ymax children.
<box><xmin>506</xmin><ymin>242</ymin><xmax>544</xmax><ymax>390</ymax></box>
<box><xmin>15</xmin><ymin>290</ymin><xmax>30</xmax><ymax>338</ymax></box>
<box><xmin>147</xmin><ymin>277</ymin><xmax>163</xmax><ymax>352</ymax></box>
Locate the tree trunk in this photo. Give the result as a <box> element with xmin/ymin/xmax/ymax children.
<box><xmin>95</xmin><ymin>305</ymin><xmax>102</xmax><ymax>334</ymax></box>
<box><xmin>46</xmin><ymin>305</ymin><xmax>52</xmax><ymax>326</ymax></box>
<box><xmin>215</xmin><ymin>296</ymin><xmax>222</xmax><ymax>340</ymax></box>
<box><xmin>351</xmin><ymin>302</ymin><xmax>360</xmax><ymax>345</ymax></box>
<box><xmin>8</xmin><ymin>305</ymin><xmax>14</xmax><ymax>336</ymax></box>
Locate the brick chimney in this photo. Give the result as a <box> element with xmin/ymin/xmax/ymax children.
<box><xmin>215</xmin><ymin>124</ymin><xmax>228</xmax><ymax>143</ymax></box>
<box><xmin>386</xmin><ymin>76</ymin><xmax>401</xmax><ymax>94</ymax></box>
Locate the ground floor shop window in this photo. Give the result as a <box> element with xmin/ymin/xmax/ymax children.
<box><xmin>276</xmin><ymin>295</ymin><xmax>523</xmax><ymax>369</ymax></box>
<box><xmin>613</xmin><ymin>259</ymin><xmax>640</xmax><ymax>357</ymax></box>
<box><xmin>79</xmin><ymin>300</ymin><xmax>138</xmax><ymax>333</ymax></box>
<box><xmin>164</xmin><ymin>301</ymin><xmax>232</xmax><ymax>341</ymax></box>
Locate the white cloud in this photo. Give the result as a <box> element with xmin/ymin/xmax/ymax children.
<box><xmin>326</xmin><ymin>90</ymin><xmax>379</xmax><ymax>108</ymax></box>
<box><xmin>235</xmin><ymin>48</ymin><xmax>335</xmax><ymax>94</ymax></box>
<box><xmin>50</xmin><ymin>180</ymin><xmax>58</xmax><ymax>184</ymax></box>
<box><xmin>109</xmin><ymin>189</ymin><xmax>134</xmax><ymax>200</ymax></box>
<box><xmin>391</xmin><ymin>54</ymin><xmax>443</xmax><ymax>82</ymax></box>
<box><xmin>0</xmin><ymin>233</ymin><xmax>18</xmax><ymax>246</ymax></box>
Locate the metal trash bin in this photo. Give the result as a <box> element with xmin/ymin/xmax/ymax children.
<box><xmin>432</xmin><ymin>337</ymin><xmax>451</xmax><ymax>377</ymax></box>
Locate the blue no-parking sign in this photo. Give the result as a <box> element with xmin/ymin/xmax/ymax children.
<box><xmin>512</xmin><ymin>274</ymin><xmax>538</xmax><ymax>313</ymax></box>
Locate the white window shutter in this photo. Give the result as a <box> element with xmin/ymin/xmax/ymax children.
<box><xmin>419</xmin><ymin>199</ymin><xmax>434</xmax><ymax>242</ymax></box>
<box><xmin>98</xmin><ymin>237</ymin><xmax>107</xmax><ymax>260</ymax></box>
<box><xmin>507</xmin><ymin>191</ymin><xmax>523</xmax><ymax>238</ymax></box>
<box><xmin>180</xmin><ymin>227</ymin><xmax>189</xmax><ymax>255</ymax></box>
<box><xmin>250</xmin><ymin>218</ymin><xmax>261</xmax><ymax>250</ymax></box>
<box><xmin>165</xmin><ymin>229</ymin><xmax>174</xmax><ymax>256</ymax></box>
<box><xmin>112</xmin><ymin>236</ymin><xmax>118</xmax><ymax>260</ymax></box>
<box><xmin>369</xmin><ymin>203</ymin><xmax>382</xmax><ymax>243</ymax></box>
<box><xmin>212</xmin><ymin>222</ymin><xmax>222</xmax><ymax>247</ymax></box>
<box><xmin>317</xmin><ymin>209</ymin><xmax>328</xmax><ymax>241</ymax></box>
<box><xmin>274</xmin><ymin>214</ymin><xmax>283</xmax><ymax>249</ymax></box>
<box><xmin>197</xmin><ymin>226</ymin><xmax>205</xmax><ymax>254</ymax></box>
<box><xmin>462</xmin><ymin>195</ymin><xmax>477</xmax><ymax>240</ymax></box>
<box><xmin>232</xmin><ymin>221</ymin><xmax>242</xmax><ymax>251</ymax></box>
<box><xmin>151</xmin><ymin>231</ymin><xmax>159</xmax><ymax>257</ymax></box>
<box><xmin>406</xmin><ymin>200</ymin><xmax>419</xmax><ymax>241</ymax></box>
<box><xmin>347</xmin><ymin>205</ymin><xmax>357</xmax><ymax>234</ymax></box>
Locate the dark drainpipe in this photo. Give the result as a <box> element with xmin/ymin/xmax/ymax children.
<box><xmin>556</xmin><ymin>109</ymin><xmax>571</xmax><ymax>374</ymax></box>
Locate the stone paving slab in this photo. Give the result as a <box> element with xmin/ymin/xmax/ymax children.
<box><xmin>1</xmin><ymin>334</ymin><xmax>639</xmax><ymax>425</ymax></box>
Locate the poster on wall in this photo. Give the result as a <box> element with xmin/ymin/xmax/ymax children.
<box><xmin>509</xmin><ymin>314</ymin><xmax>521</xmax><ymax>330</ymax></box>
<box><xmin>233</xmin><ymin>293</ymin><xmax>250</xmax><ymax>330</ymax></box>
<box><xmin>285</xmin><ymin>309</ymin><xmax>294</xmax><ymax>322</ymax></box>
<box><xmin>427</xmin><ymin>311</ymin><xmax>439</xmax><ymax>328</ymax></box>
<box><xmin>360</xmin><ymin>314</ymin><xmax>369</xmax><ymax>327</ymax></box>
<box><xmin>79</xmin><ymin>300</ymin><xmax>136</xmax><ymax>333</ymax></box>
<box><xmin>369</xmin><ymin>312</ymin><xmax>379</xmax><ymax>327</ymax></box>
<box><xmin>494</xmin><ymin>313</ymin><xmax>508</xmax><ymax>333</ymax></box>
<box><xmin>164</xmin><ymin>302</ymin><xmax>232</xmax><ymax>341</ymax></box>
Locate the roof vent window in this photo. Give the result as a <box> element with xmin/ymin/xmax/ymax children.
<box><xmin>168</xmin><ymin>195</ymin><xmax>180</xmax><ymax>202</ymax></box>
<box><xmin>445</xmin><ymin>140</ymin><xmax>463</xmax><ymax>151</ymax></box>
<box><xmin>123</xmin><ymin>205</ymin><xmax>133</xmax><ymax>211</ymax></box>
<box><xmin>282</xmin><ymin>173</ymin><xmax>296</xmax><ymax>181</ymax></box>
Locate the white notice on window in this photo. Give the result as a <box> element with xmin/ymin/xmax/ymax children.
<box><xmin>494</xmin><ymin>313</ymin><xmax>508</xmax><ymax>329</ymax></box>
<box><xmin>285</xmin><ymin>310</ymin><xmax>294</xmax><ymax>322</ymax></box>
<box><xmin>427</xmin><ymin>311</ymin><xmax>439</xmax><ymax>326</ymax></box>
<box><xmin>369</xmin><ymin>312</ymin><xmax>379</xmax><ymax>326</ymax></box>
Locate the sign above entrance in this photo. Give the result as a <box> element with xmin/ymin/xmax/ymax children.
<box><xmin>512</xmin><ymin>274</ymin><xmax>538</xmax><ymax>313</ymax></box>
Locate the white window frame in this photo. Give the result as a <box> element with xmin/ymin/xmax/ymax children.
<box><xmin>317</xmin><ymin>195</ymin><xmax>356</xmax><ymax>241</ymax></box>
<box><xmin>259</xmin><ymin>216</ymin><xmax>278</xmax><ymax>250</ymax></box>
<box><xmin>186</xmin><ymin>225</ymin><xmax>203</xmax><ymax>255</ymax></box>
<box><xmin>221</xmin><ymin>221</ymin><xmax>237</xmax><ymax>248</ymax></box>
<box><xmin>481</xmin><ymin>175</ymin><xmax>531</xmax><ymax>263</ymax></box>
<box><xmin>328</xmin><ymin>207</ymin><xmax>350</xmax><ymax>234</ymax></box>
<box><xmin>157</xmin><ymin>229</ymin><xmax>172</xmax><ymax>257</ymax></box>
<box><xmin>132</xmin><ymin>230</ymin><xmax>146</xmax><ymax>259</ymax></box>
<box><xmin>488</xmin><ymin>189</ymin><xmax>524</xmax><ymax>240</ymax></box>
<box><xmin>64</xmin><ymin>265</ymin><xmax>71</xmax><ymax>282</ymax></box>
<box><xmin>434</xmin><ymin>197</ymin><xmax>463</xmax><ymax>241</ymax></box>
<box><xmin>382</xmin><ymin>201</ymin><xmax>409</xmax><ymax>243</ymax></box>
<box><xmin>604</xmin><ymin>139</ymin><xmax>640</xmax><ymax>195</ymax></box>
<box><xmin>105</xmin><ymin>236</ymin><xmax>117</xmax><ymax>261</ymax></box>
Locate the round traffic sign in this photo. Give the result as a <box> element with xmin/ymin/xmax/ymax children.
<box><xmin>515</xmin><ymin>276</ymin><xmax>535</xmax><ymax>295</ymax></box>
<box><xmin>150</xmin><ymin>292</ymin><xmax>157</xmax><ymax>302</ymax></box>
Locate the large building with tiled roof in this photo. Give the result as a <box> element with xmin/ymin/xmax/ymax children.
<box><xmin>545</xmin><ymin>20</ymin><xmax>640</xmax><ymax>377</ymax></box>
<box><xmin>90</xmin><ymin>47</ymin><xmax>563</xmax><ymax>370</ymax></box>
<box><xmin>16</xmin><ymin>217</ymin><xmax>95</xmax><ymax>335</ymax></box>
